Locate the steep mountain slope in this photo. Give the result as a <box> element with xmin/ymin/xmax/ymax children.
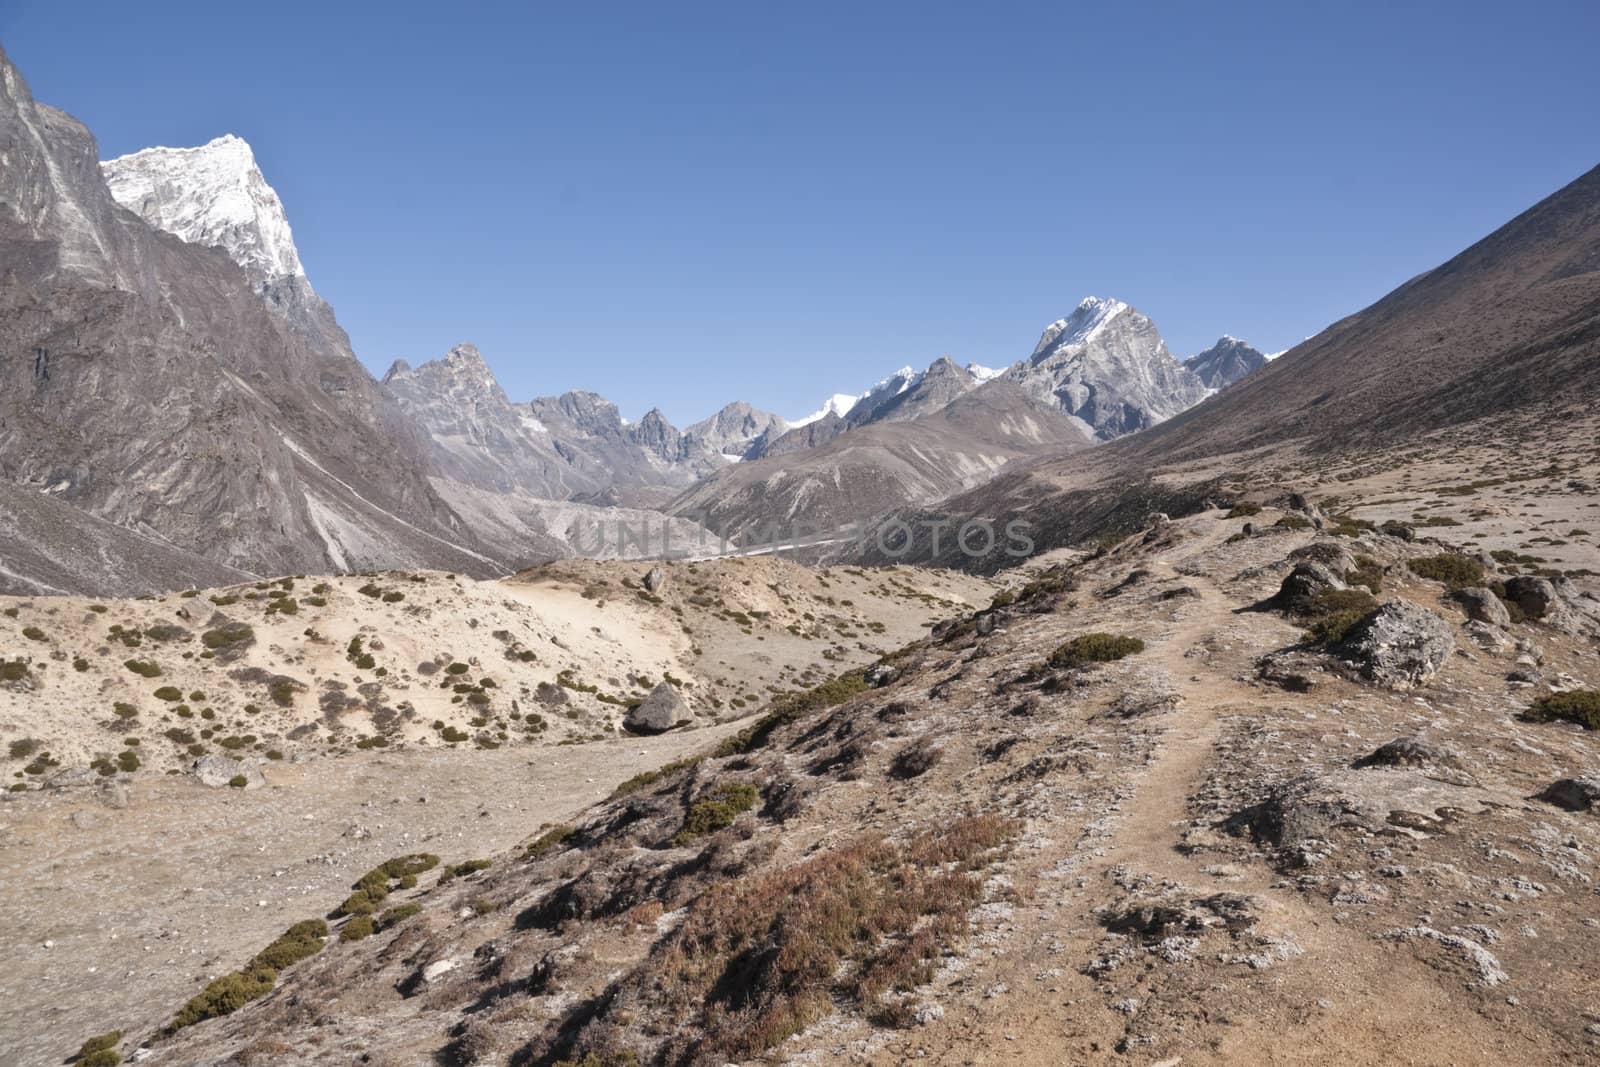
<box><xmin>0</xmin><ymin>47</ymin><xmax>498</xmax><ymax>589</ymax></box>
<box><xmin>1128</xmin><ymin>163</ymin><xmax>1600</xmax><ymax>463</ymax></box>
<box><xmin>382</xmin><ymin>345</ymin><xmax>612</xmax><ymax>499</ymax></box>
<box><xmin>855</xmin><ymin>164</ymin><xmax>1600</xmax><ymax>570</ymax></box>
<box><xmin>0</xmin><ymin>480</ymin><xmax>252</xmax><ymax>595</ymax></box>
<box><xmin>669</xmin><ymin>380</ymin><xmax>1091</xmax><ymax>545</ymax></box>
<box><xmin>1185</xmin><ymin>334</ymin><xmax>1268</xmax><ymax>389</ymax></box>
<box><xmin>101</xmin><ymin>134</ymin><xmax>392</xmax><ymax>406</ymax></box>
<box><xmin>1005</xmin><ymin>296</ymin><xmax>1213</xmax><ymax>439</ymax></box>
<box><xmin>846</xmin><ymin>356</ymin><xmax>978</xmax><ymax>426</ymax></box>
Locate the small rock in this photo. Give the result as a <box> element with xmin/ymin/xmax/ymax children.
<box><xmin>421</xmin><ymin>958</ymin><xmax>458</xmax><ymax>984</ymax></box>
<box><xmin>1452</xmin><ymin>587</ymin><xmax>1510</xmax><ymax>628</ymax></box>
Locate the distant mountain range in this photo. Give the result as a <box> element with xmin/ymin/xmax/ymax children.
<box><xmin>22</xmin><ymin>38</ymin><xmax>1576</xmax><ymax>596</ymax></box>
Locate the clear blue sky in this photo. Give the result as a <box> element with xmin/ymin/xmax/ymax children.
<box><xmin>5</xmin><ymin>1</ymin><xmax>1597</xmax><ymax>424</ymax></box>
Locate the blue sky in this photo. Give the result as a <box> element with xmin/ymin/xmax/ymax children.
<box><xmin>5</xmin><ymin>1</ymin><xmax>1598</xmax><ymax>424</ymax></box>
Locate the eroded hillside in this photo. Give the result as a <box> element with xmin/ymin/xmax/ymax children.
<box><xmin>53</xmin><ymin>491</ymin><xmax>1600</xmax><ymax>1067</ymax></box>
<box><xmin>0</xmin><ymin>558</ymin><xmax>991</xmax><ymax>783</ymax></box>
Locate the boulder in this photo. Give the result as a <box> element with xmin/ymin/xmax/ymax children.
<box><xmin>1269</xmin><ymin>561</ymin><xmax>1346</xmax><ymax>614</ymax></box>
<box><xmin>643</xmin><ymin>566</ymin><xmax>668</xmax><ymax>594</ymax></box>
<box><xmin>1334</xmin><ymin>600</ymin><xmax>1454</xmax><ymax>689</ymax></box>
<box><xmin>1452</xmin><ymin>587</ymin><xmax>1510</xmax><ymax>628</ymax></box>
<box><xmin>1536</xmin><ymin>776</ymin><xmax>1600</xmax><ymax>813</ymax></box>
<box><xmin>1462</xmin><ymin>620</ymin><xmax>1511</xmax><ymax>651</ymax></box>
<box><xmin>1287</xmin><ymin>541</ymin><xmax>1356</xmax><ymax>576</ymax></box>
<box><xmin>1502</xmin><ymin>577</ymin><xmax>1558</xmax><ymax>620</ymax></box>
<box><xmin>1354</xmin><ymin>736</ymin><xmax>1469</xmax><ymax>779</ymax></box>
<box><xmin>864</xmin><ymin>663</ymin><xmax>898</xmax><ymax>688</ymax></box>
<box><xmin>625</xmin><ymin>682</ymin><xmax>693</xmax><ymax>733</ymax></box>
<box><xmin>190</xmin><ymin>754</ymin><xmax>265</xmax><ymax>789</ymax></box>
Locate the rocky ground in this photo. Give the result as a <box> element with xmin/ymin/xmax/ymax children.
<box><xmin>0</xmin><ymin>558</ymin><xmax>991</xmax><ymax>783</ymax></box>
<box><xmin>44</xmin><ymin>477</ymin><xmax>1593</xmax><ymax>1067</ymax></box>
<box><xmin>0</xmin><ymin>558</ymin><xmax>991</xmax><ymax>1065</ymax></box>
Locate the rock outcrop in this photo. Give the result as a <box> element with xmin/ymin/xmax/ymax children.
<box><xmin>1334</xmin><ymin>601</ymin><xmax>1455</xmax><ymax>689</ymax></box>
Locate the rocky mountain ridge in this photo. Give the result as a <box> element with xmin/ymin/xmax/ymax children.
<box><xmin>1185</xmin><ymin>334</ymin><xmax>1269</xmax><ymax>389</ymax></box>
<box><xmin>0</xmin><ymin>44</ymin><xmax>501</xmax><ymax>591</ymax></box>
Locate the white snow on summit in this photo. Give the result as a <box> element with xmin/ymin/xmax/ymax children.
<box><xmin>1032</xmin><ymin>296</ymin><xmax>1130</xmax><ymax>356</ymax></box>
<box><xmin>966</xmin><ymin>362</ymin><xmax>1002</xmax><ymax>382</ymax></box>
<box><xmin>791</xmin><ymin>392</ymin><xmax>860</xmax><ymax>427</ymax></box>
<box><xmin>102</xmin><ymin>134</ymin><xmax>306</xmax><ymax>286</ymax></box>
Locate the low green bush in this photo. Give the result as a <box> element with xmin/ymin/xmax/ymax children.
<box><xmin>377</xmin><ymin>902</ymin><xmax>422</xmax><ymax>929</ymax></box>
<box><xmin>1523</xmin><ymin>690</ymin><xmax>1600</xmax><ymax>731</ymax></box>
<box><xmin>1409</xmin><ymin>552</ymin><xmax>1485</xmax><ymax>589</ymax></box>
<box><xmin>168</xmin><ymin>967</ymin><xmax>276</xmax><ymax>1031</ymax></box>
<box><xmin>340</xmin><ymin>915</ymin><xmax>376</xmax><ymax>941</ymax></box>
<box><xmin>1047</xmin><ymin>633</ymin><xmax>1145</xmax><ymax>670</ymax></box>
<box><xmin>1299</xmin><ymin>588</ymin><xmax>1379</xmax><ymax>645</ymax></box>
<box><xmin>671</xmin><ymin>781</ymin><xmax>759</xmax><ymax>846</ymax></box>
<box><xmin>526</xmin><ymin>824</ymin><xmax>577</xmax><ymax>859</ymax></box>
<box><xmin>437</xmin><ymin>857</ymin><xmax>492</xmax><ymax>885</ymax></box>
<box><xmin>76</xmin><ymin>1031</ymin><xmax>123</xmax><ymax>1066</ymax></box>
<box><xmin>123</xmin><ymin>659</ymin><xmax>161</xmax><ymax>678</ymax></box>
<box><xmin>249</xmin><ymin>919</ymin><xmax>328</xmax><ymax>970</ymax></box>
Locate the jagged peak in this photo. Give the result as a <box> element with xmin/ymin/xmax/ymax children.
<box><xmin>101</xmin><ymin>132</ymin><xmax>306</xmax><ymax>285</ymax></box>
<box><xmin>1033</xmin><ymin>296</ymin><xmax>1133</xmax><ymax>356</ymax></box>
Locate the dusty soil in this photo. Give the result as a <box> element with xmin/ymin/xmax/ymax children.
<box><xmin>0</xmin><ymin>723</ymin><xmax>744</xmax><ymax>1067</ymax></box>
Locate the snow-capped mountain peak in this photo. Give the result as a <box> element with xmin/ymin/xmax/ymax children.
<box><xmin>101</xmin><ymin>134</ymin><xmax>306</xmax><ymax>287</ymax></box>
<box><xmin>791</xmin><ymin>392</ymin><xmax>860</xmax><ymax>427</ymax></box>
<box><xmin>1030</xmin><ymin>296</ymin><xmax>1132</xmax><ymax>358</ymax></box>
<box><xmin>966</xmin><ymin>362</ymin><xmax>1003</xmax><ymax>383</ymax></box>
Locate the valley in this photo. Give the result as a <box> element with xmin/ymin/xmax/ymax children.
<box><xmin>1</xmin><ymin>21</ymin><xmax>1598</xmax><ymax>1067</ymax></box>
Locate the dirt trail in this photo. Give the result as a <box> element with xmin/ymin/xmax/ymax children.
<box><xmin>899</xmin><ymin>534</ymin><xmax>1533</xmax><ymax>1066</ymax></box>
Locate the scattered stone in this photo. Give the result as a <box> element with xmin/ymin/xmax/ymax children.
<box><xmin>1269</xmin><ymin>562</ymin><xmax>1347</xmax><ymax>614</ymax></box>
<box><xmin>1354</xmin><ymin>736</ymin><xmax>1467</xmax><ymax>776</ymax></box>
<box><xmin>864</xmin><ymin>663</ymin><xmax>898</xmax><ymax>688</ymax></box>
<box><xmin>1380</xmin><ymin>926</ymin><xmax>1508</xmax><ymax>987</ymax></box>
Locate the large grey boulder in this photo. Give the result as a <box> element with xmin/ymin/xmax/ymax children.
<box><xmin>1452</xmin><ymin>587</ymin><xmax>1510</xmax><ymax>628</ymax></box>
<box><xmin>1334</xmin><ymin>601</ymin><xmax>1454</xmax><ymax>689</ymax></box>
<box><xmin>190</xmin><ymin>754</ymin><xmax>266</xmax><ymax>789</ymax></box>
<box><xmin>643</xmin><ymin>566</ymin><xmax>668</xmax><ymax>594</ymax></box>
<box><xmin>625</xmin><ymin>682</ymin><xmax>693</xmax><ymax>733</ymax></box>
<box><xmin>1502</xmin><ymin>577</ymin><xmax>1559</xmax><ymax>620</ymax></box>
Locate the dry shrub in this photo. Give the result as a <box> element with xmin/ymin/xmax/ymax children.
<box><xmin>563</xmin><ymin>814</ymin><xmax>1015</xmax><ymax>1064</ymax></box>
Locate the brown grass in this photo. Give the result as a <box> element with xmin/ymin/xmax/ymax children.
<box><xmin>562</xmin><ymin>814</ymin><xmax>1016</xmax><ymax>1063</ymax></box>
